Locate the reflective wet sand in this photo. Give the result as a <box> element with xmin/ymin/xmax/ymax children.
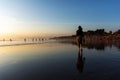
<box><xmin>0</xmin><ymin>41</ymin><xmax>120</xmax><ymax>80</ymax></box>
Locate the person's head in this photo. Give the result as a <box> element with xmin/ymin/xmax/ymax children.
<box><xmin>78</xmin><ymin>26</ymin><xmax>82</xmax><ymax>31</ymax></box>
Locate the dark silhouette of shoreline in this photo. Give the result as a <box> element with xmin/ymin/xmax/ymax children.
<box><xmin>51</xmin><ymin>29</ymin><xmax>120</xmax><ymax>41</ymax></box>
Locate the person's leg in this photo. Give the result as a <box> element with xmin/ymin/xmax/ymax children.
<box><xmin>80</xmin><ymin>38</ymin><xmax>82</xmax><ymax>49</ymax></box>
<box><xmin>80</xmin><ymin>44</ymin><xmax>82</xmax><ymax>49</ymax></box>
<box><xmin>76</xmin><ymin>36</ymin><xmax>80</xmax><ymax>48</ymax></box>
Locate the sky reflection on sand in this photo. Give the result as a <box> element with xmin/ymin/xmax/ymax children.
<box><xmin>0</xmin><ymin>41</ymin><xmax>120</xmax><ymax>80</ymax></box>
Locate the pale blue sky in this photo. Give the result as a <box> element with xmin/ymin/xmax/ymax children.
<box><xmin>0</xmin><ymin>0</ymin><xmax>120</xmax><ymax>36</ymax></box>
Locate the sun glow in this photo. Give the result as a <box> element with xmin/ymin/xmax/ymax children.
<box><xmin>0</xmin><ymin>15</ymin><xmax>17</xmax><ymax>34</ymax></box>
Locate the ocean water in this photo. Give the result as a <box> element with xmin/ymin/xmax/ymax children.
<box><xmin>0</xmin><ymin>40</ymin><xmax>120</xmax><ymax>80</ymax></box>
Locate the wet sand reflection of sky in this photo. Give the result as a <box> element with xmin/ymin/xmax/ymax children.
<box><xmin>0</xmin><ymin>41</ymin><xmax>120</xmax><ymax>80</ymax></box>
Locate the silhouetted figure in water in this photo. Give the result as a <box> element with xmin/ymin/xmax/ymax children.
<box><xmin>36</xmin><ymin>38</ymin><xmax>37</xmax><ymax>41</ymax></box>
<box><xmin>3</xmin><ymin>39</ymin><xmax>5</xmax><ymax>41</ymax></box>
<box><xmin>76</xmin><ymin>26</ymin><xmax>84</xmax><ymax>49</ymax></box>
<box><xmin>24</xmin><ymin>38</ymin><xmax>26</xmax><ymax>42</ymax></box>
<box><xmin>10</xmin><ymin>39</ymin><xmax>12</xmax><ymax>41</ymax></box>
<box><xmin>42</xmin><ymin>38</ymin><xmax>44</xmax><ymax>41</ymax></box>
<box><xmin>77</xmin><ymin>49</ymin><xmax>85</xmax><ymax>73</ymax></box>
<box><xmin>39</xmin><ymin>38</ymin><xmax>41</xmax><ymax>41</ymax></box>
<box><xmin>32</xmin><ymin>38</ymin><xmax>34</xmax><ymax>41</ymax></box>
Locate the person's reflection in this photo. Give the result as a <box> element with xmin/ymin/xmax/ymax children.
<box><xmin>77</xmin><ymin>49</ymin><xmax>85</xmax><ymax>73</ymax></box>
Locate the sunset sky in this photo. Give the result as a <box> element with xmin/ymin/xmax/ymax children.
<box><xmin>0</xmin><ymin>0</ymin><xmax>120</xmax><ymax>37</ymax></box>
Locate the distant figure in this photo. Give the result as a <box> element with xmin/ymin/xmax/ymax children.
<box><xmin>39</xmin><ymin>38</ymin><xmax>41</xmax><ymax>41</ymax></box>
<box><xmin>24</xmin><ymin>38</ymin><xmax>26</xmax><ymax>42</ymax></box>
<box><xmin>42</xmin><ymin>38</ymin><xmax>44</xmax><ymax>41</ymax></box>
<box><xmin>76</xmin><ymin>26</ymin><xmax>84</xmax><ymax>49</ymax></box>
<box><xmin>10</xmin><ymin>39</ymin><xmax>12</xmax><ymax>41</ymax></box>
<box><xmin>3</xmin><ymin>39</ymin><xmax>5</xmax><ymax>41</ymax></box>
<box><xmin>36</xmin><ymin>38</ymin><xmax>37</xmax><ymax>41</ymax></box>
<box><xmin>32</xmin><ymin>38</ymin><xmax>34</xmax><ymax>41</ymax></box>
<box><xmin>77</xmin><ymin>49</ymin><xmax>85</xmax><ymax>73</ymax></box>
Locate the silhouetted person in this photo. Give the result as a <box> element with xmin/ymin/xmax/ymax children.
<box><xmin>77</xmin><ymin>49</ymin><xmax>85</xmax><ymax>73</ymax></box>
<box><xmin>36</xmin><ymin>38</ymin><xmax>37</xmax><ymax>41</ymax></box>
<box><xmin>42</xmin><ymin>38</ymin><xmax>44</xmax><ymax>41</ymax></box>
<box><xmin>3</xmin><ymin>39</ymin><xmax>5</xmax><ymax>41</ymax></box>
<box><xmin>39</xmin><ymin>38</ymin><xmax>41</xmax><ymax>41</ymax></box>
<box><xmin>24</xmin><ymin>38</ymin><xmax>26</xmax><ymax>42</ymax></box>
<box><xmin>32</xmin><ymin>38</ymin><xmax>34</xmax><ymax>41</ymax></box>
<box><xmin>10</xmin><ymin>39</ymin><xmax>12</xmax><ymax>41</ymax></box>
<box><xmin>76</xmin><ymin>26</ymin><xmax>84</xmax><ymax>49</ymax></box>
